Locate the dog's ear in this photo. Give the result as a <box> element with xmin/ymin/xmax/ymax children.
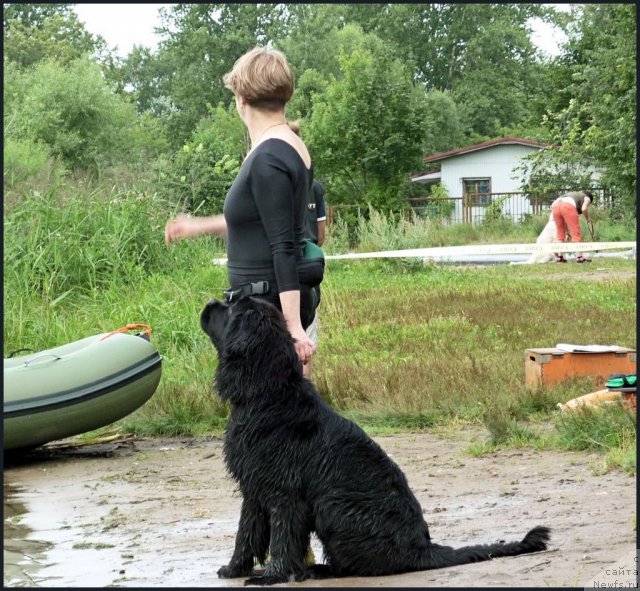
<box><xmin>200</xmin><ymin>299</ymin><xmax>230</xmax><ymax>353</ymax></box>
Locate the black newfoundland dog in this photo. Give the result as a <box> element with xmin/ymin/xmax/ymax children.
<box><xmin>200</xmin><ymin>296</ymin><xmax>550</xmax><ymax>586</ymax></box>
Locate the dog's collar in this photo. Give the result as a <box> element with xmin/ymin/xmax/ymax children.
<box><xmin>224</xmin><ymin>281</ymin><xmax>270</xmax><ymax>302</ymax></box>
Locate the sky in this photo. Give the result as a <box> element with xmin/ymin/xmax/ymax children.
<box><xmin>73</xmin><ymin>3</ymin><xmax>173</xmax><ymax>57</ymax></box>
<box><xmin>73</xmin><ymin>3</ymin><xmax>570</xmax><ymax>59</ymax></box>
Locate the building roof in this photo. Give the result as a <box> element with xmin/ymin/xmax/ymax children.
<box><xmin>410</xmin><ymin>166</ymin><xmax>441</xmax><ymax>182</ymax></box>
<box><xmin>423</xmin><ymin>137</ymin><xmax>549</xmax><ymax>163</ymax></box>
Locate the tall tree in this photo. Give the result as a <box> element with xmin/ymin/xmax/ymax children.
<box><xmin>116</xmin><ymin>46</ymin><xmax>176</xmax><ymax>116</ymax></box>
<box><xmin>276</xmin><ymin>4</ymin><xmax>350</xmax><ymax>79</ymax></box>
<box><xmin>342</xmin><ymin>3</ymin><xmax>557</xmax><ymax>141</ymax></box>
<box><xmin>154</xmin><ymin>3</ymin><xmax>287</xmax><ymax>146</ymax></box>
<box><xmin>450</xmin><ymin>13</ymin><xmax>541</xmax><ymax>139</ymax></box>
<box><xmin>521</xmin><ymin>4</ymin><xmax>636</xmax><ymax>214</ymax></box>
<box><xmin>3</xmin><ymin>3</ymin><xmax>105</xmax><ymax>68</ymax></box>
<box><xmin>284</xmin><ymin>19</ymin><xmax>408</xmax><ymax>121</ymax></box>
<box><xmin>344</xmin><ymin>4</ymin><xmax>550</xmax><ymax>87</ymax></box>
<box><xmin>3</xmin><ymin>2</ymin><xmax>72</xmax><ymax>29</ymax></box>
<box><xmin>572</xmin><ymin>3</ymin><xmax>636</xmax><ymax>212</ymax></box>
<box><xmin>306</xmin><ymin>33</ymin><xmax>427</xmax><ymax>209</ymax></box>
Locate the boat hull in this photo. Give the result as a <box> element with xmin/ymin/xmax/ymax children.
<box><xmin>4</xmin><ymin>332</ymin><xmax>162</xmax><ymax>451</ymax></box>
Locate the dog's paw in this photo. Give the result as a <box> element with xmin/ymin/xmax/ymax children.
<box><xmin>294</xmin><ymin>569</ymin><xmax>311</xmax><ymax>582</ymax></box>
<box><xmin>300</xmin><ymin>564</ymin><xmax>334</xmax><ymax>580</ymax></box>
<box><xmin>244</xmin><ymin>574</ymin><xmax>291</xmax><ymax>586</ymax></box>
<box><xmin>218</xmin><ymin>563</ymin><xmax>252</xmax><ymax>579</ymax></box>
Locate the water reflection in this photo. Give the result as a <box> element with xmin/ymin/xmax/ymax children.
<box><xmin>3</xmin><ymin>483</ymin><xmax>52</xmax><ymax>587</ymax></box>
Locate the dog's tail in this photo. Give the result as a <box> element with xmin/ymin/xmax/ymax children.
<box><xmin>422</xmin><ymin>526</ymin><xmax>550</xmax><ymax>569</ymax></box>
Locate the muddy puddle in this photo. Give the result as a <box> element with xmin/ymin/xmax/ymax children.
<box><xmin>4</xmin><ymin>484</ymin><xmax>52</xmax><ymax>587</ymax></box>
<box><xmin>3</xmin><ymin>431</ymin><xmax>637</xmax><ymax>587</ymax></box>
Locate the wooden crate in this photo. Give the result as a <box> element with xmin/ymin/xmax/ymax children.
<box><xmin>524</xmin><ymin>347</ymin><xmax>636</xmax><ymax>389</ymax></box>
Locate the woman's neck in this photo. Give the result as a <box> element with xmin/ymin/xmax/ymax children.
<box><xmin>245</xmin><ymin>108</ymin><xmax>287</xmax><ymax>147</ymax></box>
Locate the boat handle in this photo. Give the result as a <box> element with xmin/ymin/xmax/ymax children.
<box><xmin>24</xmin><ymin>353</ymin><xmax>62</xmax><ymax>367</ymax></box>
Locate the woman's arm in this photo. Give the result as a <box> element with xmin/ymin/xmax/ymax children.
<box><xmin>249</xmin><ymin>152</ymin><xmax>313</xmax><ymax>365</ymax></box>
<box><xmin>165</xmin><ymin>214</ymin><xmax>227</xmax><ymax>246</ymax></box>
<box><xmin>279</xmin><ymin>290</ymin><xmax>316</xmax><ymax>366</ymax></box>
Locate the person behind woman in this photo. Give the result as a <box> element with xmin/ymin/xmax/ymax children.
<box><xmin>551</xmin><ymin>190</ymin><xmax>594</xmax><ymax>263</ymax></box>
<box><xmin>287</xmin><ymin>120</ymin><xmax>327</xmax><ymax>379</ymax></box>
<box><xmin>165</xmin><ymin>46</ymin><xmax>323</xmax><ymax>367</ymax></box>
<box><xmin>303</xmin><ymin>178</ymin><xmax>326</xmax><ymax>375</ymax></box>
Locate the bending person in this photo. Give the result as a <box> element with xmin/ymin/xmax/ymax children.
<box><xmin>551</xmin><ymin>190</ymin><xmax>593</xmax><ymax>263</ymax></box>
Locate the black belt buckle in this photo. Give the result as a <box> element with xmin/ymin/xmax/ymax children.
<box><xmin>224</xmin><ymin>281</ymin><xmax>270</xmax><ymax>302</ymax></box>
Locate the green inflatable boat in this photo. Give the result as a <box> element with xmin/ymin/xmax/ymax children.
<box><xmin>3</xmin><ymin>327</ymin><xmax>162</xmax><ymax>451</ymax></box>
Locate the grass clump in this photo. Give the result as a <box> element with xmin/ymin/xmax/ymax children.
<box><xmin>72</xmin><ymin>542</ymin><xmax>116</xmax><ymax>550</ymax></box>
<box><xmin>481</xmin><ymin>404</ymin><xmax>543</xmax><ymax>447</ymax></box>
<box><xmin>469</xmin><ymin>399</ymin><xmax>636</xmax><ymax>475</ymax></box>
<box><xmin>553</xmin><ymin>404</ymin><xmax>636</xmax><ymax>474</ymax></box>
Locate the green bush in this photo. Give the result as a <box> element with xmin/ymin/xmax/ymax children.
<box><xmin>158</xmin><ymin>103</ymin><xmax>244</xmax><ymax>214</ymax></box>
<box><xmin>4</xmin><ymin>58</ymin><xmax>137</xmax><ymax>171</ymax></box>
<box><xmin>482</xmin><ymin>194</ymin><xmax>510</xmax><ymax>226</ymax></box>
<box><xmin>425</xmin><ymin>193</ymin><xmax>455</xmax><ymax>221</ymax></box>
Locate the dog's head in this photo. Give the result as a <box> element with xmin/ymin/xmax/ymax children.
<box><xmin>199</xmin><ymin>298</ymin><xmax>232</xmax><ymax>354</ymax></box>
<box><xmin>200</xmin><ymin>296</ymin><xmax>301</xmax><ymax>403</ymax></box>
<box><xmin>200</xmin><ymin>297</ymin><xmax>291</xmax><ymax>355</ymax></box>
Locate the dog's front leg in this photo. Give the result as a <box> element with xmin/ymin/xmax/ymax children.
<box><xmin>244</xmin><ymin>500</ymin><xmax>311</xmax><ymax>586</ymax></box>
<box><xmin>218</xmin><ymin>499</ymin><xmax>269</xmax><ymax>579</ymax></box>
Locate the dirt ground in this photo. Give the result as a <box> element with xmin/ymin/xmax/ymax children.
<box><xmin>4</xmin><ymin>427</ymin><xmax>637</xmax><ymax>588</ymax></box>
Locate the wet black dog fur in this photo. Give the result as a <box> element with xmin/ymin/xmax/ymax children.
<box><xmin>200</xmin><ymin>297</ymin><xmax>550</xmax><ymax>586</ymax></box>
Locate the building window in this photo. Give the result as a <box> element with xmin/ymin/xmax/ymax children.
<box><xmin>463</xmin><ymin>178</ymin><xmax>491</xmax><ymax>206</ymax></box>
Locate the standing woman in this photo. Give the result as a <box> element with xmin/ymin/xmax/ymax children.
<box><xmin>165</xmin><ymin>47</ymin><xmax>323</xmax><ymax>366</ymax></box>
<box><xmin>551</xmin><ymin>190</ymin><xmax>594</xmax><ymax>263</ymax></box>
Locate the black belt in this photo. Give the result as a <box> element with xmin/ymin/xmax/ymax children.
<box><xmin>223</xmin><ymin>281</ymin><xmax>270</xmax><ymax>302</ymax></box>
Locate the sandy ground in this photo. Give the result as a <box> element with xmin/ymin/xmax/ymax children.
<box><xmin>4</xmin><ymin>427</ymin><xmax>637</xmax><ymax>588</ymax></box>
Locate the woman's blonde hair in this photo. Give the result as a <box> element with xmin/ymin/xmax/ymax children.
<box><xmin>223</xmin><ymin>46</ymin><xmax>294</xmax><ymax>110</ymax></box>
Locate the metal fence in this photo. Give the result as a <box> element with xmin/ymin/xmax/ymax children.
<box><xmin>408</xmin><ymin>188</ymin><xmax>614</xmax><ymax>225</ymax></box>
<box><xmin>327</xmin><ymin>188</ymin><xmax>613</xmax><ymax>226</ymax></box>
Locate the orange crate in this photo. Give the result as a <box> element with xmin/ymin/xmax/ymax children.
<box><xmin>524</xmin><ymin>347</ymin><xmax>636</xmax><ymax>389</ymax></box>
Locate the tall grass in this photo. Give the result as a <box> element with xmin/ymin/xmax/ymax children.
<box><xmin>4</xmin><ymin>184</ymin><xmax>636</xmax><ymax>471</ymax></box>
<box><xmin>5</xmin><ymin>186</ymin><xmax>173</xmax><ymax>297</ymax></box>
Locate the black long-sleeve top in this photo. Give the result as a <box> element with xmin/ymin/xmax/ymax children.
<box><xmin>223</xmin><ymin>139</ymin><xmax>323</xmax><ymax>294</ymax></box>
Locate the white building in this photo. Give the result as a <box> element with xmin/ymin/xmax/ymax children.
<box><xmin>411</xmin><ymin>137</ymin><xmax>549</xmax><ymax>223</ymax></box>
